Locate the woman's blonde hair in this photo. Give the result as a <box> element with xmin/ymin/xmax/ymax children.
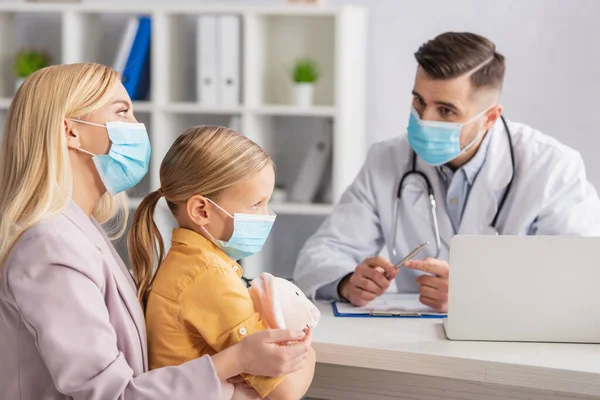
<box><xmin>128</xmin><ymin>125</ymin><xmax>273</xmax><ymax>307</ymax></box>
<box><xmin>0</xmin><ymin>63</ymin><xmax>128</xmax><ymax>269</ymax></box>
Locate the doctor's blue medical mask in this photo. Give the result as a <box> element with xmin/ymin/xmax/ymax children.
<box><xmin>201</xmin><ymin>198</ymin><xmax>276</xmax><ymax>261</ymax></box>
<box><xmin>70</xmin><ymin>119</ymin><xmax>151</xmax><ymax>195</ymax></box>
<box><xmin>407</xmin><ymin>105</ymin><xmax>494</xmax><ymax>166</ymax></box>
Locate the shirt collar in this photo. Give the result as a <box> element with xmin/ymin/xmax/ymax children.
<box><xmin>438</xmin><ymin>129</ymin><xmax>493</xmax><ymax>185</ymax></box>
<box><xmin>171</xmin><ymin>227</ymin><xmax>243</xmax><ymax>277</ymax></box>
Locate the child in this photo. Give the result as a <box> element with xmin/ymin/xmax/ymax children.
<box><xmin>128</xmin><ymin>126</ymin><xmax>316</xmax><ymax>400</ymax></box>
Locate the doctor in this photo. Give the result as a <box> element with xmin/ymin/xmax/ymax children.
<box><xmin>294</xmin><ymin>32</ymin><xmax>600</xmax><ymax>312</ymax></box>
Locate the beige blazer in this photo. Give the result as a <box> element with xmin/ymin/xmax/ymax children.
<box><xmin>0</xmin><ymin>200</ymin><xmax>222</xmax><ymax>399</ymax></box>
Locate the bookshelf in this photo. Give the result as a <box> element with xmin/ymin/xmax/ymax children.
<box><xmin>0</xmin><ymin>2</ymin><xmax>367</xmax><ymax>280</ymax></box>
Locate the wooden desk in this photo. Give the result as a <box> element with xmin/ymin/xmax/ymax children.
<box><xmin>306</xmin><ymin>301</ymin><xmax>600</xmax><ymax>400</ymax></box>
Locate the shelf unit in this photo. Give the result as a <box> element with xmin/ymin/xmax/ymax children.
<box><xmin>127</xmin><ymin>196</ymin><xmax>333</xmax><ymax>216</ymax></box>
<box><xmin>0</xmin><ymin>2</ymin><xmax>367</xmax><ymax>280</ymax></box>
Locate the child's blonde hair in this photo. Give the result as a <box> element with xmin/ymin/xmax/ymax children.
<box><xmin>128</xmin><ymin>125</ymin><xmax>273</xmax><ymax>307</ymax></box>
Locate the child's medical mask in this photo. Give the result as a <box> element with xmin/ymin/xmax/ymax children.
<box><xmin>202</xmin><ymin>198</ymin><xmax>276</xmax><ymax>260</ymax></box>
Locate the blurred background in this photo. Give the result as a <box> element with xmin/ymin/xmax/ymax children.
<box><xmin>1</xmin><ymin>0</ymin><xmax>598</xmax><ymax>280</ymax></box>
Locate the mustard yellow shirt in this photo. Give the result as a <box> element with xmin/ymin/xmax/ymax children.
<box><xmin>146</xmin><ymin>228</ymin><xmax>283</xmax><ymax>398</ymax></box>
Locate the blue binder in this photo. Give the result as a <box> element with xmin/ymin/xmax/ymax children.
<box><xmin>331</xmin><ymin>302</ymin><xmax>447</xmax><ymax>319</ymax></box>
<box><xmin>122</xmin><ymin>16</ymin><xmax>151</xmax><ymax>101</ymax></box>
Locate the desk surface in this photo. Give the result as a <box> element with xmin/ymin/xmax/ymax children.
<box><xmin>311</xmin><ymin>301</ymin><xmax>600</xmax><ymax>396</ymax></box>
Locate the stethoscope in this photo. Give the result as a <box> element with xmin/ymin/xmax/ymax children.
<box><xmin>392</xmin><ymin>116</ymin><xmax>516</xmax><ymax>258</ymax></box>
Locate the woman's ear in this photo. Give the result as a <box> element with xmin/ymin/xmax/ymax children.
<box><xmin>187</xmin><ymin>195</ymin><xmax>210</xmax><ymax>227</ymax></box>
<box><xmin>64</xmin><ymin>119</ymin><xmax>81</xmax><ymax>150</ymax></box>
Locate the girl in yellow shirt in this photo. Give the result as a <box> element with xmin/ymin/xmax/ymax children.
<box><xmin>128</xmin><ymin>126</ymin><xmax>316</xmax><ymax>399</ymax></box>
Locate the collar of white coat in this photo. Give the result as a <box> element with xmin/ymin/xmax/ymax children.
<box><xmin>457</xmin><ymin>117</ymin><xmax>514</xmax><ymax>234</ymax></box>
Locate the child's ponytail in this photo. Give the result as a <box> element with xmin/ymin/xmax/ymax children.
<box><xmin>128</xmin><ymin>189</ymin><xmax>164</xmax><ymax>308</ymax></box>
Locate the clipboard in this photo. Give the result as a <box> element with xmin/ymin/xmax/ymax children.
<box><xmin>331</xmin><ymin>294</ymin><xmax>447</xmax><ymax>319</ymax></box>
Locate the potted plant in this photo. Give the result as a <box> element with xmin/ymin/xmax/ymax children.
<box><xmin>291</xmin><ymin>57</ymin><xmax>319</xmax><ymax>107</ymax></box>
<box><xmin>13</xmin><ymin>50</ymin><xmax>50</xmax><ymax>92</ymax></box>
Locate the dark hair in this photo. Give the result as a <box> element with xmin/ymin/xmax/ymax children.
<box><xmin>415</xmin><ymin>32</ymin><xmax>505</xmax><ymax>91</ymax></box>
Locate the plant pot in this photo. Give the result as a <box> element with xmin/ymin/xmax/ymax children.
<box><xmin>293</xmin><ymin>83</ymin><xmax>315</xmax><ymax>107</ymax></box>
<box><xmin>15</xmin><ymin>77</ymin><xmax>26</xmax><ymax>93</ymax></box>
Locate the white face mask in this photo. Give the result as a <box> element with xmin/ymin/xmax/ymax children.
<box><xmin>201</xmin><ymin>198</ymin><xmax>276</xmax><ymax>260</ymax></box>
<box><xmin>68</xmin><ymin>119</ymin><xmax>151</xmax><ymax>195</ymax></box>
<box><xmin>407</xmin><ymin>105</ymin><xmax>494</xmax><ymax>166</ymax></box>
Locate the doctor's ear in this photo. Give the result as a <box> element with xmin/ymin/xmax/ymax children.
<box><xmin>483</xmin><ymin>105</ymin><xmax>503</xmax><ymax>132</ymax></box>
<box><xmin>187</xmin><ymin>195</ymin><xmax>210</xmax><ymax>226</ymax></box>
<box><xmin>64</xmin><ymin>119</ymin><xmax>81</xmax><ymax>150</ymax></box>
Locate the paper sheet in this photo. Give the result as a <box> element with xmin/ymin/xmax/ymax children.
<box><xmin>335</xmin><ymin>293</ymin><xmax>442</xmax><ymax>314</ymax></box>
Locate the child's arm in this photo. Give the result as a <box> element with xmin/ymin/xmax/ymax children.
<box><xmin>179</xmin><ymin>267</ymin><xmax>286</xmax><ymax>397</ymax></box>
<box><xmin>266</xmin><ymin>346</ymin><xmax>316</xmax><ymax>400</ymax></box>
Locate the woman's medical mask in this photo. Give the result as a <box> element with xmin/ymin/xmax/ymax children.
<box><xmin>70</xmin><ymin>119</ymin><xmax>151</xmax><ymax>195</ymax></box>
<box><xmin>201</xmin><ymin>198</ymin><xmax>276</xmax><ymax>261</ymax></box>
<box><xmin>407</xmin><ymin>106</ymin><xmax>492</xmax><ymax>166</ymax></box>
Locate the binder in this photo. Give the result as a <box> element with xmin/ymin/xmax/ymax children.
<box><xmin>113</xmin><ymin>17</ymin><xmax>138</xmax><ymax>75</ymax></box>
<box><xmin>289</xmin><ymin>131</ymin><xmax>332</xmax><ymax>203</ymax></box>
<box><xmin>121</xmin><ymin>16</ymin><xmax>151</xmax><ymax>101</ymax></box>
<box><xmin>197</xmin><ymin>15</ymin><xmax>219</xmax><ymax>106</ymax></box>
<box><xmin>217</xmin><ymin>15</ymin><xmax>241</xmax><ymax>106</ymax></box>
<box><xmin>332</xmin><ymin>294</ymin><xmax>447</xmax><ymax>319</ymax></box>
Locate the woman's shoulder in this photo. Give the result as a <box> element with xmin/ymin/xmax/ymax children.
<box><xmin>12</xmin><ymin>213</ymin><xmax>71</xmax><ymax>253</ymax></box>
<box><xmin>16</xmin><ymin>210</ymin><xmax>102</xmax><ymax>249</ymax></box>
<box><xmin>4</xmin><ymin>212</ymin><xmax>105</xmax><ymax>284</ymax></box>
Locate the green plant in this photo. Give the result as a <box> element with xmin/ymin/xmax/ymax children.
<box><xmin>292</xmin><ymin>58</ymin><xmax>319</xmax><ymax>83</ymax></box>
<box><xmin>13</xmin><ymin>50</ymin><xmax>50</xmax><ymax>78</ymax></box>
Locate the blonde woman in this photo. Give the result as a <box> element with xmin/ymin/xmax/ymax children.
<box><xmin>129</xmin><ymin>126</ymin><xmax>316</xmax><ymax>400</ymax></box>
<box><xmin>0</xmin><ymin>63</ymin><xmax>310</xmax><ymax>400</ymax></box>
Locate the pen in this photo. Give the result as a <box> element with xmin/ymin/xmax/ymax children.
<box><xmin>394</xmin><ymin>241</ymin><xmax>429</xmax><ymax>269</ymax></box>
<box><xmin>374</xmin><ymin>241</ymin><xmax>429</xmax><ymax>280</ymax></box>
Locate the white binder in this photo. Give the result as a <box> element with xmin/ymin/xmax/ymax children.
<box><xmin>217</xmin><ymin>15</ymin><xmax>241</xmax><ymax>106</ymax></box>
<box><xmin>196</xmin><ymin>15</ymin><xmax>219</xmax><ymax>106</ymax></box>
<box><xmin>289</xmin><ymin>132</ymin><xmax>333</xmax><ymax>203</ymax></box>
<box><xmin>113</xmin><ymin>17</ymin><xmax>138</xmax><ymax>75</ymax></box>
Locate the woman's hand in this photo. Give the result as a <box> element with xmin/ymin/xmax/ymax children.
<box><xmin>212</xmin><ymin>328</ymin><xmax>311</xmax><ymax>381</ymax></box>
<box><xmin>239</xmin><ymin>329</ymin><xmax>311</xmax><ymax>377</ymax></box>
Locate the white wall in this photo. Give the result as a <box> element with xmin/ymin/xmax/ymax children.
<box><xmin>11</xmin><ymin>0</ymin><xmax>600</xmax><ymax>189</ymax></box>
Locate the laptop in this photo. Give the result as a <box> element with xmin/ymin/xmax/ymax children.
<box><xmin>443</xmin><ymin>235</ymin><xmax>600</xmax><ymax>343</ymax></box>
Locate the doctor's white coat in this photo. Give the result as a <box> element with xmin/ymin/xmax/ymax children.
<box><xmin>294</xmin><ymin>118</ymin><xmax>600</xmax><ymax>299</ymax></box>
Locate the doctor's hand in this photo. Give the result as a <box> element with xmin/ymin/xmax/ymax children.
<box><xmin>404</xmin><ymin>258</ymin><xmax>449</xmax><ymax>313</ymax></box>
<box><xmin>338</xmin><ymin>256</ymin><xmax>399</xmax><ymax>307</ymax></box>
